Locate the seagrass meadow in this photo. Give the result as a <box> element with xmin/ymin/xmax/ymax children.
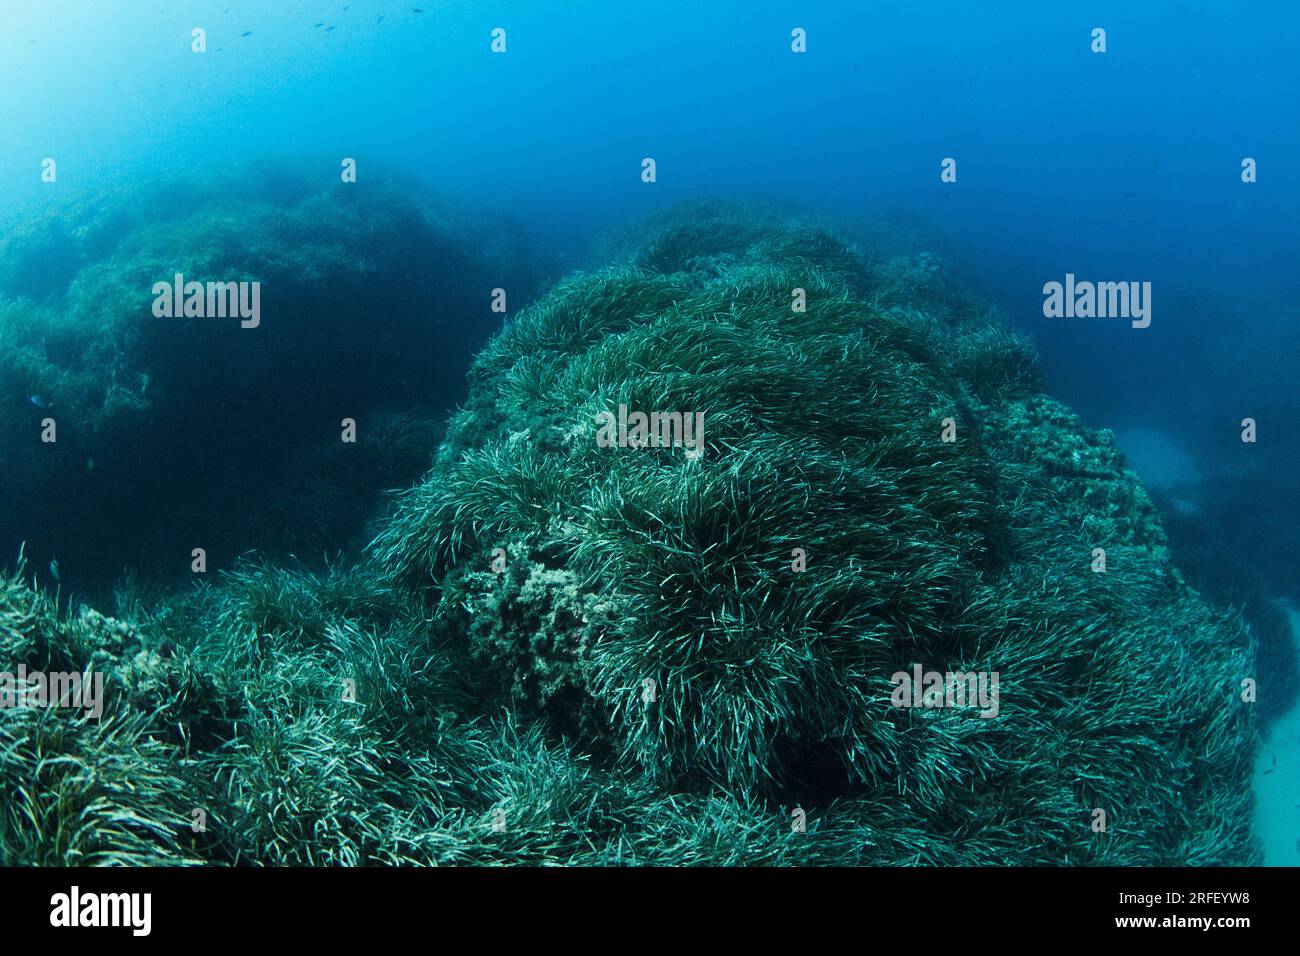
<box><xmin>0</xmin><ymin>198</ymin><xmax>1262</xmax><ymax>866</ymax></box>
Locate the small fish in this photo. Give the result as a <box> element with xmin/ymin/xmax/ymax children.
<box><xmin>377</xmin><ymin>15</ymin><xmax>385</xmax><ymax>22</ymax></box>
<box><xmin>314</xmin><ymin>21</ymin><xmax>324</xmax><ymax>27</ymax></box>
<box><xmin>412</xmin><ymin>7</ymin><xmax>424</xmax><ymax>12</ymax></box>
<box><xmin>28</xmin><ymin>394</ymin><xmax>48</xmax><ymax>409</ymax></box>
<box><xmin>241</xmin><ymin>30</ymin><xmax>253</xmax><ymax>37</ymax></box>
<box><xmin>48</xmin><ymin>559</ymin><xmax>60</xmax><ymax>582</ymax></box>
<box><xmin>325</xmin><ymin>26</ymin><xmax>335</xmax><ymax>32</ymax></box>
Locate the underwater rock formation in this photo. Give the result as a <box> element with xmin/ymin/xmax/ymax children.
<box><xmin>374</xmin><ymin>201</ymin><xmax>1259</xmax><ymax>863</ymax></box>
<box><xmin>0</xmin><ymin>202</ymin><xmax>1259</xmax><ymax>865</ymax></box>
<box><xmin>0</xmin><ymin>162</ymin><xmax>546</xmax><ymax>587</ymax></box>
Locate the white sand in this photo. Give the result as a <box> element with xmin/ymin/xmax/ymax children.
<box><xmin>1113</xmin><ymin>427</ymin><xmax>1200</xmax><ymax>491</ymax></box>
<box><xmin>1252</xmin><ymin>605</ymin><xmax>1300</xmax><ymax>865</ymax></box>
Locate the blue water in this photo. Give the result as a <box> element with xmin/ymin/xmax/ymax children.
<box><xmin>5</xmin><ymin>1</ymin><xmax>1296</xmax><ymax>426</ymax></box>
